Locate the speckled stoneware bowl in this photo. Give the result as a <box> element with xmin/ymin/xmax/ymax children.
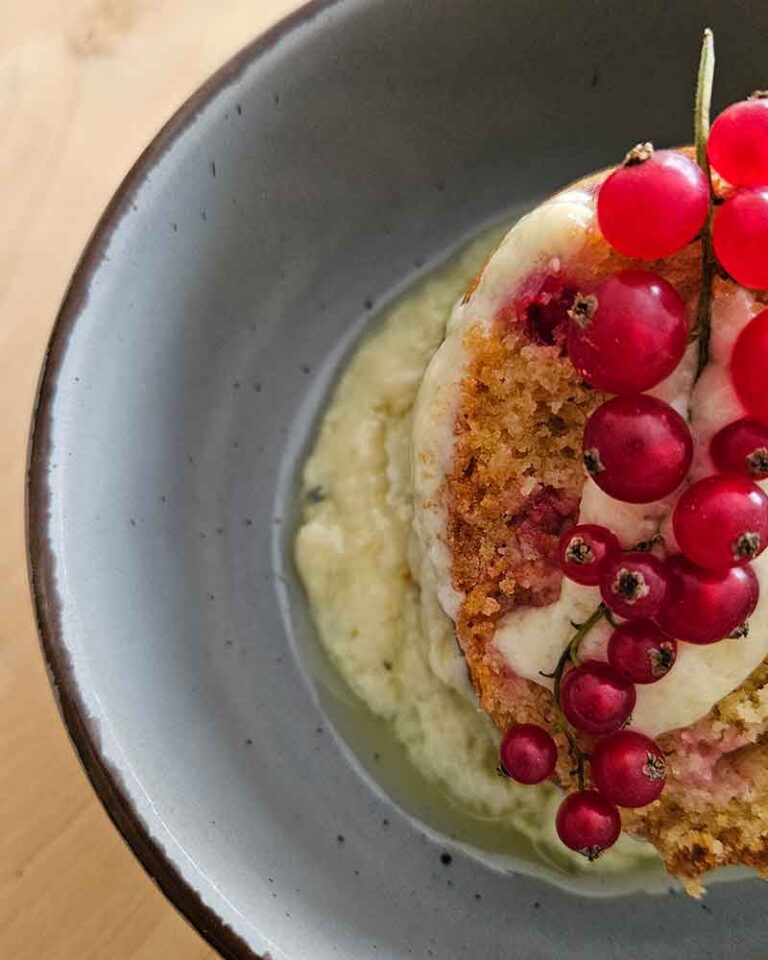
<box><xmin>28</xmin><ymin>1</ymin><xmax>768</xmax><ymax>957</ymax></box>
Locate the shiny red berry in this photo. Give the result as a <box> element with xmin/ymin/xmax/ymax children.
<box><xmin>708</xmin><ymin>98</ymin><xmax>768</xmax><ymax>187</ymax></box>
<box><xmin>555</xmin><ymin>790</ymin><xmax>621</xmax><ymax>860</ymax></box>
<box><xmin>560</xmin><ymin>660</ymin><xmax>636</xmax><ymax>736</ymax></box>
<box><xmin>713</xmin><ymin>189</ymin><xmax>768</xmax><ymax>290</ymax></box>
<box><xmin>600</xmin><ymin>551</ymin><xmax>668</xmax><ymax>620</ymax></box>
<box><xmin>607</xmin><ymin>620</ymin><xmax>677</xmax><ymax>684</ymax></box>
<box><xmin>583</xmin><ymin>396</ymin><xmax>692</xmax><ymax>504</ymax></box>
<box><xmin>597</xmin><ymin>146</ymin><xmax>708</xmax><ymax>259</ymax></box>
<box><xmin>711</xmin><ymin>418</ymin><xmax>768</xmax><ymax>480</ymax></box>
<box><xmin>566</xmin><ymin>271</ymin><xmax>687</xmax><ymax>394</ymax></box>
<box><xmin>731</xmin><ymin>309</ymin><xmax>768</xmax><ymax>423</ymax></box>
<box><xmin>591</xmin><ymin>731</ymin><xmax>666</xmax><ymax>808</ymax></box>
<box><xmin>673</xmin><ymin>474</ymin><xmax>768</xmax><ymax>569</ymax></box>
<box><xmin>499</xmin><ymin>724</ymin><xmax>558</xmax><ymax>785</ymax></box>
<box><xmin>558</xmin><ymin>524</ymin><xmax>620</xmax><ymax>586</ymax></box>
<box><xmin>655</xmin><ymin>554</ymin><xmax>759</xmax><ymax>645</ymax></box>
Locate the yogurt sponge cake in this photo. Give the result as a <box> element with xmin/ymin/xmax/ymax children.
<box><xmin>412</xmin><ymin>167</ymin><xmax>768</xmax><ymax>893</ymax></box>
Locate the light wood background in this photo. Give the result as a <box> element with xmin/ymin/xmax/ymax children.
<box><xmin>1</xmin><ymin>2</ymin><xmax>300</xmax><ymax>957</ymax></box>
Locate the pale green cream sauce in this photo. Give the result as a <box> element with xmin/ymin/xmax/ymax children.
<box><xmin>295</xmin><ymin>231</ymin><xmax>657</xmax><ymax>874</ymax></box>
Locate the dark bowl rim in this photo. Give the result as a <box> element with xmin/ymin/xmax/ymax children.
<box><xmin>25</xmin><ymin>3</ymin><xmax>341</xmax><ymax>957</ymax></box>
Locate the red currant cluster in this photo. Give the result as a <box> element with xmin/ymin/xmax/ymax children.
<box><xmin>497</xmin><ymin>83</ymin><xmax>768</xmax><ymax>862</ymax></box>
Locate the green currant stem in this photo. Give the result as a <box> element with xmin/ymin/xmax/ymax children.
<box><xmin>575</xmin><ymin>752</ymin><xmax>586</xmax><ymax>794</ymax></box>
<box><xmin>694</xmin><ymin>27</ymin><xmax>716</xmax><ymax>382</ymax></box>
<box><xmin>551</xmin><ymin>603</ymin><xmax>609</xmax><ymax>791</ymax></box>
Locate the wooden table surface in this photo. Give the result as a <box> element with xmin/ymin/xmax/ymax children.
<box><xmin>1</xmin><ymin>3</ymin><xmax>299</xmax><ymax>957</ymax></box>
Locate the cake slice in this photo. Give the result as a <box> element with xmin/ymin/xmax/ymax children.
<box><xmin>412</xmin><ymin>160</ymin><xmax>768</xmax><ymax>894</ymax></box>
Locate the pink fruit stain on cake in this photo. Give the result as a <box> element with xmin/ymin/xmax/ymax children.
<box><xmin>503</xmin><ymin>273</ymin><xmax>575</xmax><ymax>348</ymax></box>
<box><xmin>672</xmin><ymin>719</ymin><xmax>753</xmax><ymax>799</ymax></box>
<box><xmin>498</xmin><ymin>485</ymin><xmax>580</xmax><ymax>602</ymax></box>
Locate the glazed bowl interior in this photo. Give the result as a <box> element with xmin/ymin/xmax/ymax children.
<box><xmin>29</xmin><ymin>1</ymin><xmax>768</xmax><ymax>958</ymax></box>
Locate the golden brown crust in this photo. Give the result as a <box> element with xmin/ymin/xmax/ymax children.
<box><xmin>443</xmin><ymin>172</ymin><xmax>768</xmax><ymax>889</ymax></box>
<box><xmin>449</xmin><ymin>323</ymin><xmax>595</xmax><ymax>610</ymax></box>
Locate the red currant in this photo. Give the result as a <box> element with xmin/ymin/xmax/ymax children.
<box><xmin>597</xmin><ymin>146</ymin><xmax>708</xmax><ymax>259</ymax></box>
<box><xmin>558</xmin><ymin>524</ymin><xmax>620</xmax><ymax>586</ymax></box>
<box><xmin>607</xmin><ymin>620</ymin><xmax>677</xmax><ymax>684</ymax></box>
<box><xmin>731</xmin><ymin>308</ymin><xmax>768</xmax><ymax>423</ymax></box>
<box><xmin>591</xmin><ymin>731</ymin><xmax>666</xmax><ymax>808</ymax></box>
<box><xmin>555</xmin><ymin>790</ymin><xmax>621</xmax><ymax>860</ymax></box>
<box><xmin>583</xmin><ymin>396</ymin><xmax>693</xmax><ymax>504</ymax></box>
<box><xmin>498</xmin><ymin>724</ymin><xmax>558</xmax><ymax>785</ymax></box>
<box><xmin>713</xmin><ymin>189</ymin><xmax>768</xmax><ymax>290</ymax></box>
<box><xmin>560</xmin><ymin>660</ymin><xmax>636</xmax><ymax>736</ymax></box>
<box><xmin>711</xmin><ymin>418</ymin><xmax>768</xmax><ymax>480</ymax></box>
<box><xmin>673</xmin><ymin>474</ymin><xmax>768</xmax><ymax>569</ymax></box>
<box><xmin>655</xmin><ymin>554</ymin><xmax>759</xmax><ymax>645</ymax></box>
<box><xmin>708</xmin><ymin>98</ymin><xmax>768</xmax><ymax>187</ymax></box>
<box><xmin>600</xmin><ymin>551</ymin><xmax>668</xmax><ymax>620</ymax></box>
<box><xmin>566</xmin><ymin>271</ymin><xmax>687</xmax><ymax>394</ymax></box>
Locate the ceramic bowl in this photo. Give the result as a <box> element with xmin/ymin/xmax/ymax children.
<box><xmin>28</xmin><ymin>1</ymin><xmax>768</xmax><ymax>957</ymax></box>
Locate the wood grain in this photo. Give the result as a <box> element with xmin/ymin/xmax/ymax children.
<box><xmin>1</xmin><ymin>2</ymin><xmax>299</xmax><ymax>957</ymax></box>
